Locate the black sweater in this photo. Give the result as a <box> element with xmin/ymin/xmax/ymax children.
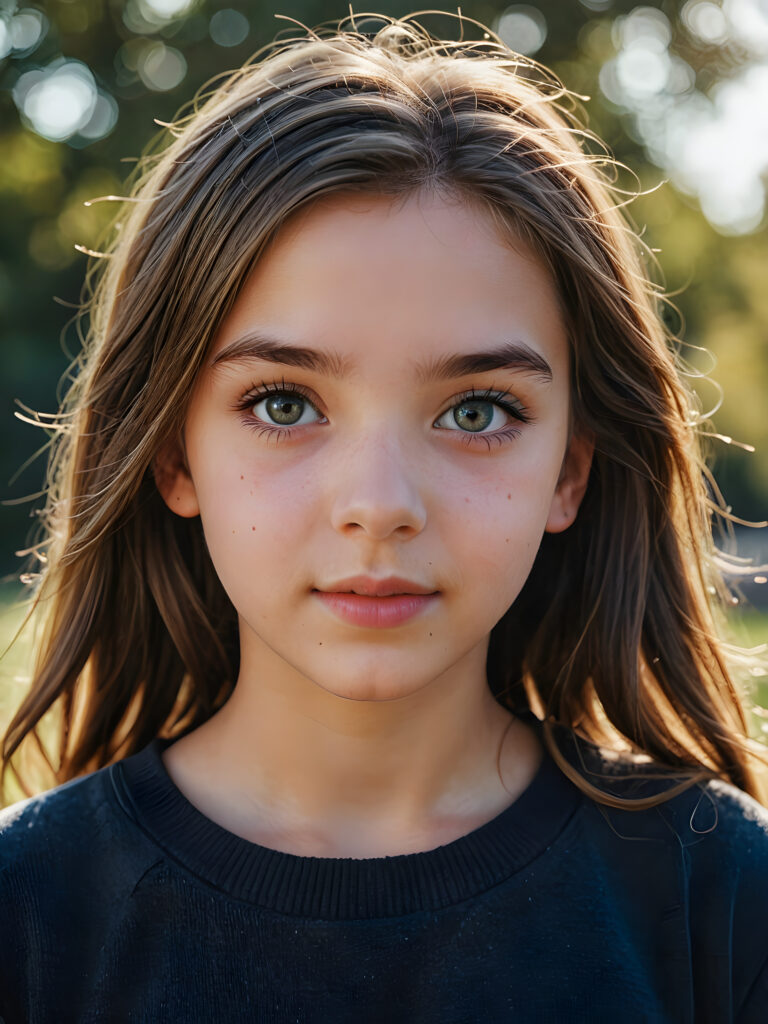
<box><xmin>1</xmin><ymin>711</ymin><xmax>767</xmax><ymax>1023</ymax></box>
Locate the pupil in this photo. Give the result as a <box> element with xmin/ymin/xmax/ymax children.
<box><xmin>267</xmin><ymin>394</ymin><xmax>303</xmax><ymax>425</ymax></box>
<box><xmin>454</xmin><ymin>401</ymin><xmax>493</xmax><ymax>432</ymax></box>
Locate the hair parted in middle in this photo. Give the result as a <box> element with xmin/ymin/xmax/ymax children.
<box><xmin>5</xmin><ymin>11</ymin><xmax>767</xmax><ymax>809</ymax></box>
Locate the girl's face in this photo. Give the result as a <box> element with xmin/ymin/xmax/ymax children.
<box><xmin>158</xmin><ymin>191</ymin><xmax>592</xmax><ymax>702</ymax></box>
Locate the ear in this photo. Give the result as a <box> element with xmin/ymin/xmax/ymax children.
<box><xmin>545</xmin><ymin>431</ymin><xmax>594</xmax><ymax>534</ymax></box>
<box><xmin>153</xmin><ymin>436</ymin><xmax>200</xmax><ymax>518</ymax></box>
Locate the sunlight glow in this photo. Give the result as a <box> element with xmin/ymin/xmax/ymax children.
<box><xmin>600</xmin><ymin>4</ymin><xmax>768</xmax><ymax>233</ymax></box>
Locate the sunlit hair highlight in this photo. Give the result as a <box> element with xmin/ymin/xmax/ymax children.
<box><xmin>3</xmin><ymin>11</ymin><xmax>767</xmax><ymax>809</ymax></box>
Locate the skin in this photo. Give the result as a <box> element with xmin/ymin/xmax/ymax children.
<box><xmin>156</xmin><ymin>189</ymin><xmax>593</xmax><ymax>858</ymax></box>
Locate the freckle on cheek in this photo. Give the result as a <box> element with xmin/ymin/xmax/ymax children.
<box><xmin>240</xmin><ymin>475</ymin><xmax>244</xmax><ymax>480</ymax></box>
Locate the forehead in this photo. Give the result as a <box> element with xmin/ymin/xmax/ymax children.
<box><xmin>210</xmin><ymin>190</ymin><xmax>569</xmax><ymax>380</ymax></box>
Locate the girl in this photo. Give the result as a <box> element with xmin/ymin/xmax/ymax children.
<box><xmin>1</xmin><ymin>11</ymin><xmax>767</xmax><ymax>1022</ymax></box>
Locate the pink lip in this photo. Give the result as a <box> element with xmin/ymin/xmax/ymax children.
<box><xmin>314</xmin><ymin>592</ymin><xmax>438</xmax><ymax>628</ymax></box>
<box><xmin>319</xmin><ymin>575</ymin><xmax>436</xmax><ymax>597</ymax></box>
<box><xmin>313</xmin><ymin>576</ymin><xmax>439</xmax><ymax>628</ymax></box>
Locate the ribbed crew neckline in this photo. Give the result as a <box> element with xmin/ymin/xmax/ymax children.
<box><xmin>110</xmin><ymin>710</ymin><xmax>582</xmax><ymax>920</ymax></box>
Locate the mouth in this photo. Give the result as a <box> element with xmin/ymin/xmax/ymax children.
<box><xmin>314</xmin><ymin>575</ymin><xmax>438</xmax><ymax>598</ymax></box>
<box><xmin>312</xmin><ymin>576</ymin><xmax>439</xmax><ymax>628</ymax></box>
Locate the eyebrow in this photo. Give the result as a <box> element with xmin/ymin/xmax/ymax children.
<box><xmin>211</xmin><ymin>334</ymin><xmax>553</xmax><ymax>384</ymax></box>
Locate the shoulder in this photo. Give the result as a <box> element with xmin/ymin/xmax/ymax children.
<box><xmin>656</xmin><ymin>773</ymin><xmax>768</xmax><ymax>866</ymax></box>
<box><xmin>567</xmin><ymin>742</ymin><xmax>768</xmax><ymax>906</ymax></box>
<box><xmin>1</xmin><ymin>764</ymin><xmax>122</xmax><ymax>864</ymax></box>
<box><xmin>582</xmin><ymin>751</ymin><xmax>768</xmax><ymax>866</ymax></box>
<box><xmin>0</xmin><ymin>760</ymin><xmax>160</xmax><ymax>912</ymax></box>
<box><xmin>564</xmin><ymin>752</ymin><xmax>768</xmax><ymax>1013</ymax></box>
<box><xmin>0</xmin><ymin>760</ymin><xmax>168</xmax><ymax>1014</ymax></box>
<box><xmin>563</xmin><ymin>729</ymin><xmax>768</xmax><ymax>862</ymax></box>
<box><xmin>0</xmin><ymin>759</ymin><xmax>168</xmax><ymax>996</ymax></box>
<box><xmin>580</xmin><ymin>763</ymin><xmax>768</xmax><ymax>932</ymax></box>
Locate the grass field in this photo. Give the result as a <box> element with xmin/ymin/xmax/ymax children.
<box><xmin>0</xmin><ymin>591</ymin><xmax>37</xmax><ymax>751</ymax></box>
<box><xmin>1</xmin><ymin>585</ymin><xmax>767</xmax><ymax>804</ymax></box>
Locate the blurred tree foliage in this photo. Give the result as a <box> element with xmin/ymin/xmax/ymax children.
<box><xmin>0</xmin><ymin>0</ymin><xmax>767</xmax><ymax>591</ymax></box>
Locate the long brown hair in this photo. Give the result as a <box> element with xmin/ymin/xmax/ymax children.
<box><xmin>4</xmin><ymin>12</ymin><xmax>767</xmax><ymax>809</ymax></box>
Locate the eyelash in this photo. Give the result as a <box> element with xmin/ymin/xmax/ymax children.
<box><xmin>233</xmin><ymin>379</ymin><xmax>532</xmax><ymax>450</ymax></box>
<box><xmin>233</xmin><ymin>379</ymin><xmax>324</xmax><ymax>445</ymax></box>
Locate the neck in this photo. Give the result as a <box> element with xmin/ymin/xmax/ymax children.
<box><xmin>162</xmin><ymin>631</ymin><xmax>542</xmax><ymax>857</ymax></box>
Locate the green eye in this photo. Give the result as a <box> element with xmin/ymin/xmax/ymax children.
<box><xmin>264</xmin><ymin>395</ymin><xmax>304</xmax><ymax>425</ymax></box>
<box><xmin>251</xmin><ymin>391</ymin><xmax>322</xmax><ymax>427</ymax></box>
<box><xmin>452</xmin><ymin>401</ymin><xmax>495</xmax><ymax>432</ymax></box>
<box><xmin>435</xmin><ymin>392</ymin><xmax>526</xmax><ymax>435</ymax></box>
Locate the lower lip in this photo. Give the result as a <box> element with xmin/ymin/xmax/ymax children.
<box><xmin>313</xmin><ymin>591</ymin><xmax>438</xmax><ymax>628</ymax></box>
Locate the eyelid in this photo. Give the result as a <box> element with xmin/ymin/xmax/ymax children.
<box><xmin>435</xmin><ymin>386</ymin><xmax>529</xmax><ymax>422</ymax></box>
<box><xmin>234</xmin><ymin>379</ymin><xmax>325</xmax><ymax>416</ymax></box>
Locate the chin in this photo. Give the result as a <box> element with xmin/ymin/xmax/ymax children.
<box><xmin>318</xmin><ymin>677</ymin><xmax>429</xmax><ymax>703</ymax></box>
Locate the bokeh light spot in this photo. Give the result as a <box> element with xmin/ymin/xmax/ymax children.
<box><xmin>15</xmin><ymin>61</ymin><xmax>97</xmax><ymax>143</ymax></box>
<box><xmin>682</xmin><ymin>1</ymin><xmax>729</xmax><ymax>44</ymax></box>
<box><xmin>10</xmin><ymin>9</ymin><xmax>47</xmax><ymax>54</ymax></box>
<box><xmin>615</xmin><ymin>45</ymin><xmax>671</xmax><ymax>98</ymax></box>
<box><xmin>0</xmin><ymin>20</ymin><xmax>11</xmax><ymax>61</ymax></box>
<box><xmin>667</xmin><ymin>55</ymin><xmax>696</xmax><ymax>95</ymax></box>
<box><xmin>140</xmin><ymin>0</ymin><xmax>195</xmax><ymax>19</ymax></box>
<box><xmin>209</xmin><ymin>8</ymin><xmax>249</xmax><ymax>47</ymax></box>
<box><xmin>598</xmin><ymin>2</ymin><xmax>768</xmax><ymax>233</ymax></box>
<box><xmin>724</xmin><ymin>0</ymin><xmax>768</xmax><ymax>55</ymax></box>
<box><xmin>496</xmin><ymin>5</ymin><xmax>547</xmax><ymax>56</ymax></box>
<box><xmin>80</xmin><ymin>92</ymin><xmax>119</xmax><ymax>141</ymax></box>
<box><xmin>613</xmin><ymin>6</ymin><xmax>672</xmax><ymax>52</ymax></box>
<box><xmin>137</xmin><ymin>42</ymin><xmax>187</xmax><ymax>91</ymax></box>
<box><xmin>123</xmin><ymin>0</ymin><xmax>195</xmax><ymax>33</ymax></box>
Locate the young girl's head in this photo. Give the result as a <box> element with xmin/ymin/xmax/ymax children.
<box><xmin>4</xmin><ymin>12</ymin><xmax>766</xmax><ymax>806</ymax></box>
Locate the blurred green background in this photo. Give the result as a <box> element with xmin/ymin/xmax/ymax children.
<box><xmin>1</xmin><ymin>0</ymin><xmax>767</xmax><ymax>785</ymax></box>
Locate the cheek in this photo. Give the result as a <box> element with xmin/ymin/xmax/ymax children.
<box><xmin>454</xmin><ymin>445</ymin><xmax>561</xmax><ymax>542</ymax></box>
<box><xmin>446</xmin><ymin>447</ymin><xmax>563</xmax><ymax>606</ymax></box>
<box><xmin>190</xmin><ymin>437</ymin><xmax>320</xmax><ymax>592</ymax></box>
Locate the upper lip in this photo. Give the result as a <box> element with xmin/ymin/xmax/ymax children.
<box><xmin>316</xmin><ymin>575</ymin><xmax>437</xmax><ymax>597</ymax></box>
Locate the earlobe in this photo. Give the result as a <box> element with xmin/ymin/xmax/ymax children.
<box><xmin>545</xmin><ymin>432</ymin><xmax>594</xmax><ymax>534</ymax></box>
<box><xmin>153</xmin><ymin>438</ymin><xmax>200</xmax><ymax>518</ymax></box>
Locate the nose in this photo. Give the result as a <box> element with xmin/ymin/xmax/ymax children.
<box><xmin>329</xmin><ymin>431</ymin><xmax>427</xmax><ymax>541</ymax></box>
